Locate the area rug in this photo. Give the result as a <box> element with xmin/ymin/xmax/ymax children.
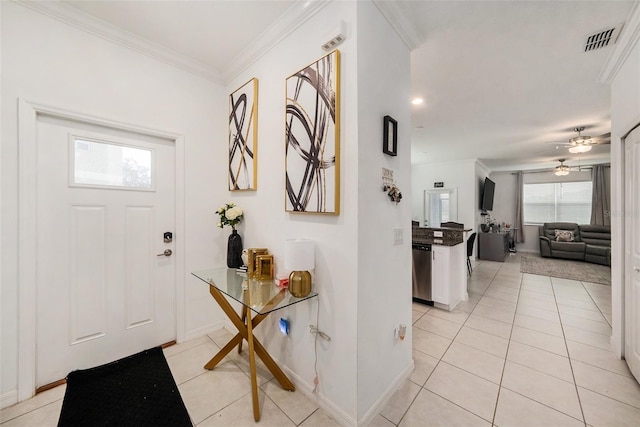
<box><xmin>520</xmin><ymin>256</ymin><xmax>611</xmax><ymax>285</ymax></box>
<box><xmin>57</xmin><ymin>346</ymin><xmax>192</xmax><ymax>427</ymax></box>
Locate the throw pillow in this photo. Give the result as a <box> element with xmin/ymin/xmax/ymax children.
<box><xmin>555</xmin><ymin>229</ymin><xmax>575</xmax><ymax>242</ymax></box>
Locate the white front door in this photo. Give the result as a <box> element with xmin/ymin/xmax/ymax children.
<box><xmin>625</xmin><ymin>124</ymin><xmax>640</xmax><ymax>382</ymax></box>
<box><xmin>35</xmin><ymin>115</ymin><xmax>176</xmax><ymax>387</ymax></box>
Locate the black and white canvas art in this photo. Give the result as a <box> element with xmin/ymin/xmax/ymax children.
<box><xmin>229</xmin><ymin>78</ymin><xmax>258</xmax><ymax>191</ymax></box>
<box><xmin>285</xmin><ymin>50</ymin><xmax>340</xmax><ymax>214</ymax></box>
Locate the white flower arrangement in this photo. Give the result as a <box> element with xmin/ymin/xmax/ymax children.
<box><xmin>216</xmin><ymin>203</ymin><xmax>244</xmax><ymax>230</ymax></box>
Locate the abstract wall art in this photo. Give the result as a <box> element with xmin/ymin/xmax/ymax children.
<box><xmin>229</xmin><ymin>78</ymin><xmax>258</xmax><ymax>191</ymax></box>
<box><xmin>285</xmin><ymin>50</ymin><xmax>340</xmax><ymax>214</ymax></box>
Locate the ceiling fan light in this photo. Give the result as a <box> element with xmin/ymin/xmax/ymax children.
<box><xmin>570</xmin><ymin>135</ymin><xmax>591</xmax><ymax>145</ymax></box>
<box><xmin>569</xmin><ymin>144</ymin><xmax>592</xmax><ymax>154</ymax></box>
<box><xmin>554</xmin><ymin>160</ymin><xmax>570</xmax><ymax>176</ymax></box>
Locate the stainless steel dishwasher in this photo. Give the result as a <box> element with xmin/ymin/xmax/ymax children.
<box><xmin>412</xmin><ymin>243</ymin><xmax>433</xmax><ymax>305</ymax></box>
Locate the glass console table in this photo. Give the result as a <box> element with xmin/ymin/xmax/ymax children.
<box><xmin>191</xmin><ymin>267</ymin><xmax>317</xmax><ymax>422</ymax></box>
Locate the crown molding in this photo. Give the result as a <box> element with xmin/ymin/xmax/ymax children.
<box><xmin>598</xmin><ymin>1</ymin><xmax>640</xmax><ymax>84</ymax></box>
<box><xmin>222</xmin><ymin>0</ymin><xmax>332</xmax><ymax>84</ymax></box>
<box><xmin>15</xmin><ymin>0</ymin><xmax>334</xmax><ymax>86</ymax></box>
<box><xmin>14</xmin><ymin>0</ymin><xmax>224</xmax><ymax>83</ymax></box>
<box><xmin>475</xmin><ymin>159</ymin><xmax>493</xmax><ymax>175</ymax></box>
<box><xmin>372</xmin><ymin>0</ymin><xmax>424</xmax><ymax>51</ymax></box>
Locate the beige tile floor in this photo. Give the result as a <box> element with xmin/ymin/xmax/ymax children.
<box><xmin>2</xmin><ymin>254</ymin><xmax>639</xmax><ymax>426</ymax></box>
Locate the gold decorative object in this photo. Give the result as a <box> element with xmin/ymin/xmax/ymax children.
<box><xmin>289</xmin><ymin>271</ymin><xmax>312</xmax><ymax>298</ymax></box>
<box><xmin>284</xmin><ymin>239</ymin><xmax>315</xmax><ymax>298</ymax></box>
<box><xmin>247</xmin><ymin>248</ymin><xmax>268</xmax><ymax>277</ymax></box>
<box><xmin>256</xmin><ymin>254</ymin><xmax>274</xmax><ymax>279</ymax></box>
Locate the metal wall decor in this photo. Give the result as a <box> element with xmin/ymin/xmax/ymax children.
<box><xmin>285</xmin><ymin>50</ymin><xmax>340</xmax><ymax>214</ymax></box>
<box><xmin>229</xmin><ymin>78</ymin><xmax>258</xmax><ymax>191</ymax></box>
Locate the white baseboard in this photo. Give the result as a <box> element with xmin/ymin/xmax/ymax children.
<box><xmin>1</xmin><ymin>389</ymin><xmax>18</xmax><ymax>410</ymax></box>
<box><xmin>517</xmin><ymin>249</ymin><xmax>540</xmax><ymax>254</ymax></box>
<box><xmin>182</xmin><ymin>320</ymin><xmax>226</xmax><ymax>343</ymax></box>
<box><xmin>357</xmin><ymin>360</ymin><xmax>414</xmax><ymax>426</ymax></box>
<box><xmin>186</xmin><ymin>321</ymin><xmax>358</xmax><ymax>423</ymax></box>
<box><xmin>280</xmin><ymin>364</ymin><xmax>356</xmax><ymax>426</ymax></box>
<box><xmin>279</xmin><ymin>359</ymin><xmax>414</xmax><ymax>427</ymax></box>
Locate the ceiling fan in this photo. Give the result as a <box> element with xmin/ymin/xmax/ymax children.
<box><xmin>554</xmin><ymin>159</ymin><xmax>571</xmax><ymax>176</ymax></box>
<box><xmin>546</xmin><ymin>127</ymin><xmax>611</xmax><ymax>153</ymax></box>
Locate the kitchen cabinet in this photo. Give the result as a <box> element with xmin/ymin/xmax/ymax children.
<box><xmin>431</xmin><ymin>243</ymin><xmax>466</xmax><ymax>311</ymax></box>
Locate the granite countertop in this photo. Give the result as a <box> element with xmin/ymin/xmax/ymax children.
<box><xmin>411</xmin><ymin>226</ymin><xmax>465</xmax><ymax>246</ymax></box>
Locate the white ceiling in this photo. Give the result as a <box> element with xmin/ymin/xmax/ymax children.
<box><xmin>403</xmin><ymin>1</ymin><xmax>634</xmax><ymax>171</ymax></box>
<box><xmin>59</xmin><ymin>0</ymin><xmax>636</xmax><ymax>172</ymax></box>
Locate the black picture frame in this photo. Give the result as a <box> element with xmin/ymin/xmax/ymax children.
<box><xmin>383</xmin><ymin>115</ymin><xmax>397</xmax><ymax>156</ymax></box>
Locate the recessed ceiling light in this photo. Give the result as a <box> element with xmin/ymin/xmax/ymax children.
<box><xmin>411</xmin><ymin>98</ymin><xmax>424</xmax><ymax>105</ymax></box>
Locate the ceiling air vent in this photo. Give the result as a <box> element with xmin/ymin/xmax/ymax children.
<box><xmin>584</xmin><ymin>25</ymin><xmax>621</xmax><ymax>52</ymax></box>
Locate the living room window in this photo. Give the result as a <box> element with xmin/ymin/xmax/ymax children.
<box><xmin>523</xmin><ymin>181</ymin><xmax>592</xmax><ymax>224</ymax></box>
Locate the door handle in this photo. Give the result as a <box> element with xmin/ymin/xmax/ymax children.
<box><xmin>635</xmin><ymin>267</ymin><xmax>640</xmax><ymax>272</ymax></box>
<box><xmin>157</xmin><ymin>249</ymin><xmax>172</xmax><ymax>257</ymax></box>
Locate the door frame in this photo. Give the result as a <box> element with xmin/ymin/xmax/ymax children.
<box><xmin>619</xmin><ymin>121</ymin><xmax>640</xmax><ymax>363</ymax></box>
<box><xmin>17</xmin><ymin>99</ymin><xmax>186</xmax><ymax>401</ymax></box>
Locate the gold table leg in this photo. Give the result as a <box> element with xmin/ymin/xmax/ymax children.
<box><xmin>238</xmin><ymin>305</ymin><xmax>247</xmax><ymax>354</ymax></box>
<box><xmin>246</xmin><ymin>299</ymin><xmax>260</xmax><ymax>421</ymax></box>
<box><xmin>204</xmin><ymin>285</ymin><xmax>296</xmax><ymax>422</ymax></box>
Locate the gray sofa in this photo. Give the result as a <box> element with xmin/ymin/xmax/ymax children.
<box><xmin>539</xmin><ymin>222</ymin><xmax>611</xmax><ymax>266</ymax></box>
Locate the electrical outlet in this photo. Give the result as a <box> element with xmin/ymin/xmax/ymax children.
<box><xmin>393</xmin><ymin>228</ymin><xmax>403</xmax><ymax>245</ymax></box>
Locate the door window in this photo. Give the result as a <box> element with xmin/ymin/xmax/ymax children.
<box><xmin>71</xmin><ymin>137</ymin><xmax>155</xmax><ymax>190</ymax></box>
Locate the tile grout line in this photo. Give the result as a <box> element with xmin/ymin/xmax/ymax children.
<box><xmin>172</xmin><ymin>334</ymin><xmax>301</xmax><ymax>426</ymax></box>
<box><xmin>561</xmin><ymin>285</ymin><xmax>640</xmax><ymax>411</ymax></box>
<box><xmin>550</xmin><ymin>277</ymin><xmax>588</xmax><ymax>427</ymax></box>
<box><xmin>399</xmin><ymin>260</ymin><xmax>501</xmax><ymax>426</ymax></box>
<box><xmin>0</xmin><ymin>399</ymin><xmax>63</xmax><ymax>425</ymax></box>
<box><xmin>428</xmin><ymin>262</ymin><xmax>511</xmax><ymax>424</ymax></box>
<box><xmin>490</xmin><ymin>260</ymin><xmax>524</xmax><ymax>426</ymax></box>
<box><xmin>580</xmin><ymin>280</ymin><xmax>613</xmax><ymax>328</ymax></box>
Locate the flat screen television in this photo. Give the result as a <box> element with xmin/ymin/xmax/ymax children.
<box><xmin>480</xmin><ymin>177</ymin><xmax>495</xmax><ymax>211</ymax></box>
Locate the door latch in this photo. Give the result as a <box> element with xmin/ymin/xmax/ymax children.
<box><xmin>163</xmin><ymin>232</ymin><xmax>173</xmax><ymax>243</ymax></box>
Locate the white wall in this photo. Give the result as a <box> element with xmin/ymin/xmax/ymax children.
<box><xmin>220</xmin><ymin>1</ymin><xmax>412</xmax><ymax>423</ymax></box>
<box><xmin>3</xmin><ymin>1</ymin><xmax>413</xmax><ymax>421</ymax></box>
<box><xmin>411</xmin><ymin>158</ymin><xmax>483</xmax><ymax>261</ymax></box>
<box><xmin>475</xmin><ymin>160</ymin><xmax>491</xmax><ymax>222</ymax></box>
<box><xmin>488</xmin><ymin>173</ymin><xmax>515</xmax><ymax>228</ymax></box>
<box><xmin>355</xmin><ymin>2</ymin><xmax>412</xmax><ymax>420</ymax></box>
<box><xmin>411</xmin><ymin>158</ymin><xmax>477</xmax><ymax>230</ymax></box>
<box><xmin>1</xmin><ymin>1</ymin><xmax>226</xmax><ymax>404</ymax></box>
<box><xmin>221</xmin><ymin>1</ymin><xmax>360</xmax><ymax>420</ymax></box>
<box><xmin>490</xmin><ymin>172</ymin><xmax>540</xmax><ymax>253</ymax></box>
<box><xmin>608</xmin><ymin>4</ymin><xmax>640</xmax><ymax>357</ymax></box>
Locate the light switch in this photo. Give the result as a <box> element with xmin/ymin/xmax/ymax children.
<box><xmin>394</xmin><ymin>228</ymin><xmax>403</xmax><ymax>245</ymax></box>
